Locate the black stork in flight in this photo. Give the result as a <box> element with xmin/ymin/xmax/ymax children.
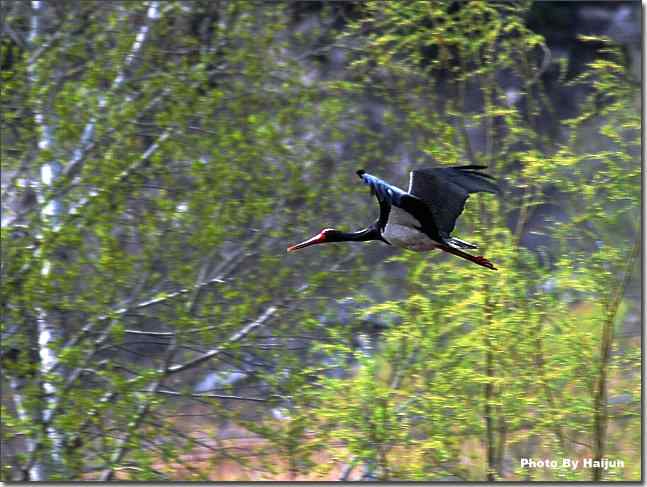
<box><xmin>287</xmin><ymin>166</ymin><xmax>500</xmax><ymax>270</ymax></box>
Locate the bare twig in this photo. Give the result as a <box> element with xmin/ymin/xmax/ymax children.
<box><xmin>152</xmin><ymin>389</ymin><xmax>268</xmax><ymax>402</ymax></box>
<box><xmin>165</xmin><ymin>306</ymin><xmax>278</xmax><ymax>376</ymax></box>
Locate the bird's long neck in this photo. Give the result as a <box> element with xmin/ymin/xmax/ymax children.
<box><xmin>334</xmin><ymin>226</ymin><xmax>381</xmax><ymax>242</ymax></box>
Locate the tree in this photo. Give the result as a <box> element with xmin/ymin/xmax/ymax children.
<box><xmin>306</xmin><ymin>1</ymin><xmax>640</xmax><ymax>481</ymax></box>
<box><xmin>2</xmin><ymin>1</ymin><xmax>366</xmax><ymax>480</ymax></box>
<box><xmin>2</xmin><ymin>0</ymin><xmax>640</xmax><ymax>481</ymax></box>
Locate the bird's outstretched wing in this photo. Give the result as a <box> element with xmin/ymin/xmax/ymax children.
<box><xmin>408</xmin><ymin>165</ymin><xmax>499</xmax><ymax>237</ymax></box>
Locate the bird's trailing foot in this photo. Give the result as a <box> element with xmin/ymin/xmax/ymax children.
<box><xmin>436</xmin><ymin>243</ymin><xmax>498</xmax><ymax>271</ymax></box>
<box><xmin>473</xmin><ymin>255</ymin><xmax>497</xmax><ymax>271</ymax></box>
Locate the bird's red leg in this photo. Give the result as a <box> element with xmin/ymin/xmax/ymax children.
<box><xmin>436</xmin><ymin>244</ymin><xmax>497</xmax><ymax>271</ymax></box>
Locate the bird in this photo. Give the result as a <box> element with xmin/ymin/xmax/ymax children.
<box><xmin>287</xmin><ymin>165</ymin><xmax>500</xmax><ymax>270</ymax></box>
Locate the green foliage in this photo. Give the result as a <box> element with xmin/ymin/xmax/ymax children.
<box><xmin>304</xmin><ymin>3</ymin><xmax>640</xmax><ymax>482</ymax></box>
<box><xmin>1</xmin><ymin>0</ymin><xmax>640</xmax><ymax>482</ymax></box>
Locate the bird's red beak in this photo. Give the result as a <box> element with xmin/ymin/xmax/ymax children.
<box><xmin>287</xmin><ymin>232</ymin><xmax>327</xmax><ymax>252</ymax></box>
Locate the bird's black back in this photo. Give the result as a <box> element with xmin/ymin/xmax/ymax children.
<box><xmin>408</xmin><ymin>165</ymin><xmax>499</xmax><ymax>237</ymax></box>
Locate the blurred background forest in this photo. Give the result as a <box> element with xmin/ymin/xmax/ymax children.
<box><xmin>1</xmin><ymin>0</ymin><xmax>641</xmax><ymax>481</ymax></box>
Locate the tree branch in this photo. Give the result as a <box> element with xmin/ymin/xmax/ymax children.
<box><xmin>165</xmin><ymin>306</ymin><xmax>278</xmax><ymax>376</ymax></box>
<box><xmin>152</xmin><ymin>389</ymin><xmax>268</xmax><ymax>402</ymax></box>
<box><xmin>99</xmin><ymin>333</ymin><xmax>177</xmax><ymax>481</ymax></box>
<box><xmin>63</xmin><ymin>2</ymin><xmax>161</xmax><ymax>181</ymax></box>
<box><xmin>592</xmin><ymin>236</ymin><xmax>639</xmax><ymax>481</ymax></box>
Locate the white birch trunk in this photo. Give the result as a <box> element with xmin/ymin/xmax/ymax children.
<box><xmin>27</xmin><ymin>1</ymin><xmax>67</xmax><ymax>479</ymax></box>
<box><xmin>25</xmin><ymin>2</ymin><xmax>162</xmax><ymax>479</ymax></box>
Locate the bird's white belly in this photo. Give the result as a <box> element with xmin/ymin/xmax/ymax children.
<box><xmin>383</xmin><ymin>224</ymin><xmax>438</xmax><ymax>252</ymax></box>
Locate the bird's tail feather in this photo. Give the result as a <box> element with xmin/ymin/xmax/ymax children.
<box><xmin>445</xmin><ymin>236</ymin><xmax>478</xmax><ymax>250</ymax></box>
<box><xmin>437</xmin><ymin>244</ymin><xmax>497</xmax><ymax>270</ymax></box>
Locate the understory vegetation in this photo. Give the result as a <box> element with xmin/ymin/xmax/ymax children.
<box><xmin>1</xmin><ymin>1</ymin><xmax>640</xmax><ymax>481</ymax></box>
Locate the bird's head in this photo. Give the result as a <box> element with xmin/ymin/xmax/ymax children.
<box><xmin>287</xmin><ymin>228</ymin><xmax>341</xmax><ymax>252</ymax></box>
